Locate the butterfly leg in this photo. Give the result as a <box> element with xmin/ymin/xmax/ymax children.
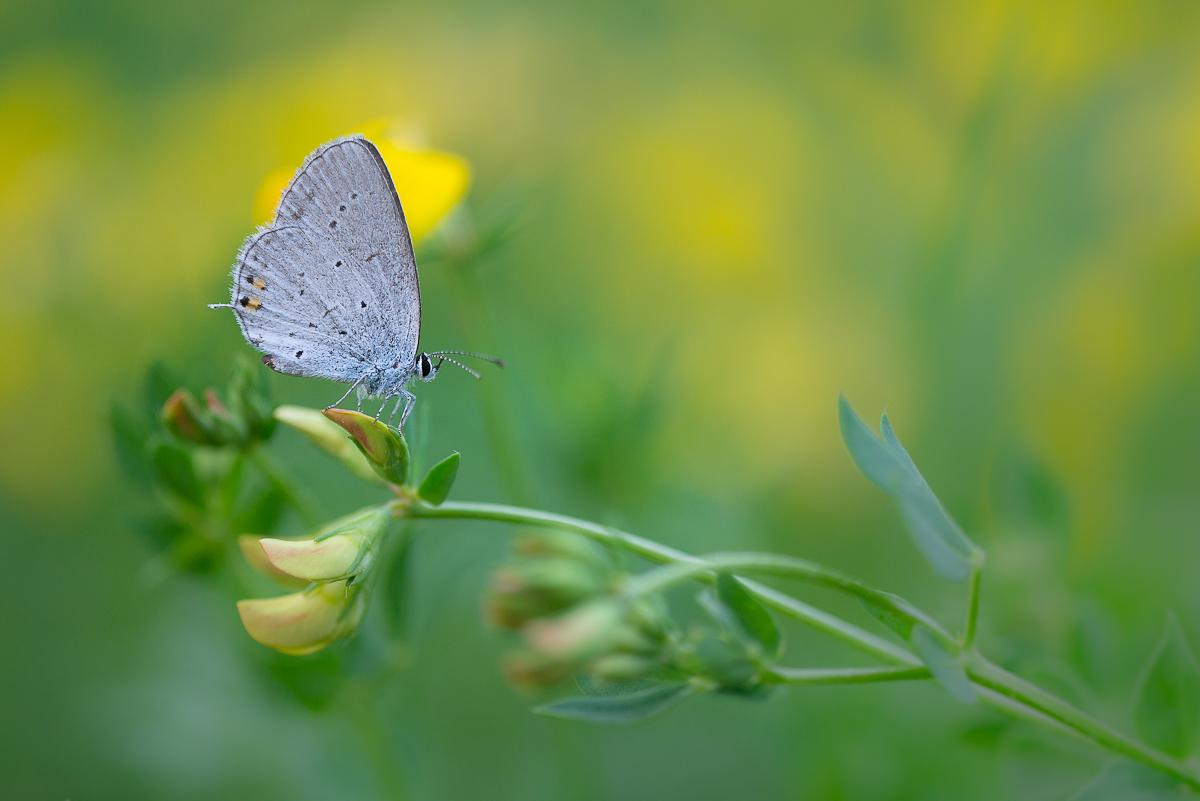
<box><xmin>398</xmin><ymin>389</ymin><xmax>417</xmax><ymax>431</ymax></box>
<box><xmin>387</xmin><ymin>393</ymin><xmax>406</xmax><ymax>425</ymax></box>
<box><xmin>327</xmin><ymin>375</ymin><xmax>367</xmax><ymax>411</ymax></box>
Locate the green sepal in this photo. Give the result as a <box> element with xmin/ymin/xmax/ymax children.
<box><xmin>1134</xmin><ymin>614</ymin><xmax>1200</xmax><ymax>757</ymax></box>
<box><xmin>322</xmin><ymin>408</ymin><xmax>409</xmax><ymax>486</ymax></box>
<box><xmin>911</xmin><ymin>626</ymin><xmax>976</xmax><ymax>704</ymax></box>
<box><xmin>534</xmin><ymin>682</ymin><xmax>694</xmax><ymax>724</ymax></box>
<box><xmin>715</xmin><ymin>572</ymin><xmax>781</xmax><ymax>658</ymax></box>
<box><xmin>417</xmin><ymin>452</ymin><xmax>461</xmax><ymax>505</ymax></box>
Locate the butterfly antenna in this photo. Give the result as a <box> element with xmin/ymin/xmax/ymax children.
<box><xmin>429</xmin><ymin>350</ymin><xmax>505</xmax><ymax>369</ymax></box>
<box><xmin>436</xmin><ymin>356</ymin><xmax>482</xmax><ymax>379</ymax></box>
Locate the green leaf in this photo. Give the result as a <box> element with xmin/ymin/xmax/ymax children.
<box><xmin>912</xmin><ymin>626</ymin><xmax>976</xmax><ymax>704</ymax></box>
<box><xmin>838</xmin><ymin>396</ymin><xmax>977</xmax><ymax>582</ymax></box>
<box><xmin>1134</xmin><ymin>614</ymin><xmax>1200</xmax><ymax>757</ymax></box>
<box><xmin>715</xmin><ymin>573</ymin><xmax>781</xmax><ymax>657</ymax></box>
<box><xmin>534</xmin><ymin>682</ymin><xmax>693</xmax><ymax>724</ymax></box>
<box><xmin>322</xmin><ymin>408</ymin><xmax>409</xmax><ymax>485</ymax></box>
<box><xmin>1069</xmin><ymin>761</ymin><xmax>1192</xmax><ymax>800</ymax></box>
<box><xmin>838</xmin><ymin>394</ymin><xmax>907</xmax><ymax>492</ymax></box>
<box><xmin>858</xmin><ymin>591</ymin><xmax>943</xmax><ymax>642</ymax></box>
<box><xmin>417</xmin><ymin>452</ymin><xmax>460</xmax><ymax>505</ymax></box>
<box><xmin>151</xmin><ymin>442</ymin><xmax>204</xmax><ymax>507</ymax></box>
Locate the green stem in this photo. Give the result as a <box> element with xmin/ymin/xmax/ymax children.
<box><xmin>968</xmin><ymin>656</ymin><xmax>1200</xmax><ymax>790</ymax></box>
<box><xmin>400</xmin><ymin>498</ymin><xmax>1200</xmax><ymax>788</ymax></box>
<box><xmin>765</xmin><ymin>665</ymin><xmax>930</xmax><ymax>685</ymax></box>
<box><xmin>963</xmin><ymin>562</ymin><xmax>982</xmax><ymax>650</ymax></box>
<box><xmin>404</xmin><ymin>500</ymin><xmax>915</xmax><ymax>665</ymax></box>
<box><xmin>624</xmin><ymin>552</ymin><xmax>954</xmax><ymax>645</ymax></box>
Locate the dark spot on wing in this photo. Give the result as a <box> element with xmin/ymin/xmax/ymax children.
<box><xmin>335</xmin><ymin>260</ymin><xmax>342</xmax><ymax>267</ymax></box>
<box><xmin>262</xmin><ymin>355</ymin><xmax>276</xmax><ymax>370</ymax></box>
<box><xmin>329</xmin><ymin>220</ymin><xmax>337</xmax><ymax>229</ymax></box>
<box><xmin>239</xmin><ymin>296</ymin><xmax>250</xmax><ymax>307</ymax></box>
<box><xmin>244</xmin><ymin>275</ymin><xmax>254</xmax><ymax>285</ymax></box>
<box><xmin>299</xmin><ymin>289</ymin><xmax>304</xmax><ymax>296</ymax></box>
<box><xmin>339</xmin><ymin>330</ymin><xmax>347</xmax><ymax>335</ymax></box>
<box><xmin>308</xmin><ymin>323</ymin><xmax>318</xmax><ymax>328</ymax></box>
<box><xmin>351</xmin><ymin>192</ymin><xmax>358</xmax><ymax>199</ymax></box>
<box><xmin>296</xmin><ymin>350</ymin><xmax>304</xmax><ymax>357</ymax></box>
<box><xmin>339</xmin><ymin>204</ymin><xmax>346</xmax><ymax>211</ymax></box>
<box><xmin>361</xmin><ymin>301</ymin><xmax>366</xmax><ymax>308</ymax></box>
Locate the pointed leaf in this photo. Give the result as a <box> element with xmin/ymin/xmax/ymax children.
<box><xmin>715</xmin><ymin>573</ymin><xmax>781</xmax><ymax>657</ymax></box>
<box><xmin>534</xmin><ymin>682</ymin><xmax>693</xmax><ymax>724</ymax></box>
<box><xmin>912</xmin><ymin>626</ymin><xmax>976</xmax><ymax>704</ymax></box>
<box><xmin>858</xmin><ymin>591</ymin><xmax>948</xmax><ymax>642</ymax></box>
<box><xmin>417</xmin><ymin>452</ymin><xmax>460</xmax><ymax>505</ymax></box>
<box><xmin>840</xmin><ymin>395</ymin><xmax>977</xmax><ymax>582</ymax></box>
<box><xmin>1134</xmin><ymin>615</ymin><xmax>1200</xmax><ymax>757</ymax></box>
<box><xmin>838</xmin><ymin>394</ymin><xmax>907</xmax><ymax>492</ymax></box>
<box><xmin>322</xmin><ymin>408</ymin><xmax>409</xmax><ymax>485</ymax></box>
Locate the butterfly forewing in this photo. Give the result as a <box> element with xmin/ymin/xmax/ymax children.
<box><xmin>231</xmin><ymin>135</ymin><xmax>422</xmax><ymax>385</ymax></box>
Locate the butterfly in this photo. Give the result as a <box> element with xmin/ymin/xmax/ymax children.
<box><xmin>210</xmin><ymin>134</ymin><xmax>501</xmax><ymax>428</ymax></box>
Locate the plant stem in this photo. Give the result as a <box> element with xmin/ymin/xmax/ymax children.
<box><xmin>404</xmin><ymin>500</ymin><xmax>914</xmax><ymax>665</ymax></box>
<box><xmin>624</xmin><ymin>552</ymin><xmax>955</xmax><ymax>645</ymax></box>
<box><xmin>766</xmin><ymin>666</ymin><xmax>930</xmax><ymax>685</ymax></box>
<box><xmin>962</xmin><ymin>562</ymin><xmax>982</xmax><ymax>650</ymax></box>
<box><xmin>968</xmin><ymin>655</ymin><xmax>1200</xmax><ymax>789</ymax></box>
<box><xmin>400</xmin><ymin>498</ymin><xmax>1200</xmax><ymax>788</ymax></box>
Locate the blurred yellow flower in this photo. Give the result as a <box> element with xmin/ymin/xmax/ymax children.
<box><xmin>252</xmin><ymin>117</ymin><xmax>471</xmax><ymax>241</ymax></box>
<box><xmin>237</xmin><ymin>581</ymin><xmax>364</xmax><ymax>655</ymax></box>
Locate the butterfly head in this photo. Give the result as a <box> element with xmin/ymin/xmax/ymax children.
<box><xmin>417</xmin><ymin>352</ymin><xmax>441</xmax><ymax>382</ymax></box>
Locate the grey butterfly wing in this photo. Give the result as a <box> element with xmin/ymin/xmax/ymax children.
<box><xmin>230</xmin><ymin>135</ymin><xmax>421</xmax><ymax>383</ymax></box>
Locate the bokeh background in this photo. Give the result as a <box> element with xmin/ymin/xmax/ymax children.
<box><xmin>5</xmin><ymin>0</ymin><xmax>1200</xmax><ymax>798</ymax></box>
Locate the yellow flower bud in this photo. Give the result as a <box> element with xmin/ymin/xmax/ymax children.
<box><xmin>259</xmin><ymin>505</ymin><xmax>390</xmax><ymax>582</ymax></box>
<box><xmin>236</xmin><ymin>581</ymin><xmax>364</xmax><ymax>655</ymax></box>
<box><xmin>237</xmin><ymin>534</ymin><xmax>308</xmax><ymax>589</ymax></box>
<box><xmin>523</xmin><ymin>600</ymin><xmax>623</xmax><ymax>661</ymax></box>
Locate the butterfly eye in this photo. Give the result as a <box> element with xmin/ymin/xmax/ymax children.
<box><xmin>420</xmin><ymin>354</ymin><xmax>432</xmax><ymax>378</ymax></box>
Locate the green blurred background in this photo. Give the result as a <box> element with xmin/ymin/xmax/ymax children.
<box><xmin>5</xmin><ymin>0</ymin><xmax>1200</xmax><ymax>798</ymax></box>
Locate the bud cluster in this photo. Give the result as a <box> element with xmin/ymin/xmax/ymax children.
<box><xmin>482</xmin><ymin>531</ymin><xmax>667</xmax><ymax>687</ymax></box>
<box><xmin>110</xmin><ymin>358</ymin><xmax>282</xmax><ymax>574</ymax></box>
<box><xmin>484</xmin><ymin>533</ymin><xmax>786</xmax><ymax>696</ymax></box>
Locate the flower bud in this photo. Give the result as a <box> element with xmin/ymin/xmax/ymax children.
<box><xmin>484</xmin><ymin>558</ymin><xmax>610</xmax><ymax>629</ymax></box>
<box><xmin>237</xmin><ymin>581</ymin><xmax>364</xmax><ymax>655</ymax></box>
<box><xmin>501</xmin><ymin>650</ymin><xmax>573</xmax><ymax>689</ymax></box>
<box><xmin>274</xmin><ymin>406</ymin><xmax>382</xmax><ymax>485</ymax></box>
<box><xmin>259</xmin><ymin>505</ymin><xmax>390</xmax><ymax>582</ymax></box>
<box><xmin>162</xmin><ymin>389</ymin><xmax>223</xmax><ymax>446</ymax></box>
<box><xmin>238</xmin><ymin>534</ymin><xmax>308</xmax><ymax>589</ymax></box>
<box><xmin>585</xmin><ymin>653</ymin><xmax>664</xmax><ymax>682</ymax></box>
<box><xmin>523</xmin><ymin>599</ymin><xmax>624</xmax><ymax>662</ymax></box>
<box><xmin>323</xmin><ymin>408</ymin><xmax>409</xmax><ymax>485</ymax></box>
